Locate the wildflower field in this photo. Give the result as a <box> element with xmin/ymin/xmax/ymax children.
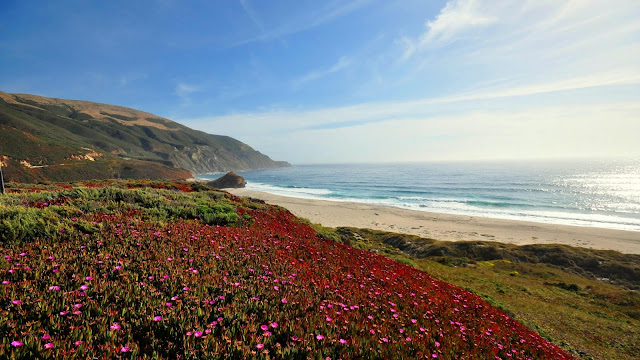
<box><xmin>0</xmin><ymin>181</ymin><xmax>574</xmax><ymax>359</ymax></box>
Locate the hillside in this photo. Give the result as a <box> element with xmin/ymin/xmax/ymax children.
<box><xmin>0</xmin><ymin>92</ymin><xmax>288</xmax><ymax>182</ymax></box>
<box><xmin>0</xmin><ymin>180</ymin><xmax>573</xmax><ymax>359</ymax></box>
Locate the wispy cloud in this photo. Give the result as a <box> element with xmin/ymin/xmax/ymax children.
<box><xmin>239</xmin><ymin>0</ymin><xmax>265</xmax><ymax>34</ymax></box>
<box><xmin>402</xmin><ymin>0</ymin><xmax>499</xmax><ymax>59</ymax></box>
<box><xmin>174</xmin><ymin>82</ymin><xmax>199</xmax><ymax>105</ymax></box>
<box><xmin>234</xmin><ymin>0</ymin><xmax>374</xmax><ymax>46</ymax></box>
<box><xmin>292</xmin><ymin>56</ymin><xmax>352</xmax><ymax>87</ymax></box>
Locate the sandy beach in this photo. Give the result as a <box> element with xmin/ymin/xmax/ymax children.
<box><xmin>228</xmin><ymin>189</ymin><xmax>640</xmax><ymax>254</ymax></box>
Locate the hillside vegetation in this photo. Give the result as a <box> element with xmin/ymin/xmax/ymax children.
<box><xmin>324</xmin><ymin>227</ymin><xmax>640</xmax><ymax>359</ymax></box>
<box><xmin>0</xmin><ymin>92</ymin><xmax>288</xmax><ymax>183</ymax></box>
<box><xmin>0</xmin><ymin>181</ymin><xmax>571</xmax><ymax>359</ymax></box>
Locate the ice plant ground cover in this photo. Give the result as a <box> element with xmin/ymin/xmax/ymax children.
<box><xmin>0</xmin><ymin>181</ymin><xmax>574</xmax><ymax>359</ymax></box>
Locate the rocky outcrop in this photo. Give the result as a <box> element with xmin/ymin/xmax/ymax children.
<box><xmin>207</xmin><ymin>171</ymin><xmax>246</xmax><ymax>189</ymax></box>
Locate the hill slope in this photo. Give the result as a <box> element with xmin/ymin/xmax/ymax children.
<box><xmin>0</xmin><ymin>180</ymin><xmax>573</xmax><ymax>359</ymax></box>
<box><xmin>0</xmin><ymin>92</ymin><xmax>288</xmax><ymax>182</ymax></box>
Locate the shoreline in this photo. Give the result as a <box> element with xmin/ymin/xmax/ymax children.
<box><xmin>227</xmin><ymin>188</ymin><xmax>640</xmax><ymax>255</ymax></box>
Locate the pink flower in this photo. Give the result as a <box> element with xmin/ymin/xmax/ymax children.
<box><xmin>165</xmin><ymin>302</ymin><xmax>172</xmax><ymax>307</ymax></box>
<box><xmin>11</xmin><ymin>300</ymin><xmax>22</xmax><ymax>305</ymax></box>
<box><xmin>270</xmin><ymin>322</ymin><xmax>278</xmax><ymax>328</ymax></box>
<box><xmin>257</xmin><ymin>344</ymin><xmax>264</xmax><ymax>349</ymax></box>
<box><xmin>339</xmin><ymin>339</ymin><xmax>347</xmax><ymax>344</ymax></box>
<box><xmin>2</xmin><ymin>280</ymin><xmax>9</xmax><ymax>285</ymax></box>
<box><xmin>11</xmin><ymin>341</ymin><xmax>23</xmax><ymax>347</ymax></box>
<box><xmin>80</xmin><ymin>285</ymin><xmax>89</xmax><ymax>291</ymax></box>
<box><xmin>381</xmin><ymin>338</ymin><xmax>389</xmax><ymax>343</ymax></box>
<box><xmin>59</xmin><ymin>311</ymin><xmax>69</xmax><ymax>316</ymax></box>
<box><xmin>42</xmin><ymin>334</ymin><xmax>51</xmax><ymax>340</ymax></box>
<box><xmin>264</xmin><ymin>331</ymin><xmax>272</xmax><ymax>337</ymax></box>
<box><xmin>411</xmin><ymin>319</ymin><xmax>417</xmax><ymax>324</ymax></box>
<box><xmin>153</xmin><ymin>316</ymin><xmax>162</xmax><ymax>322</ymax></box>
<box><xmin>326</xmin><ymin>317</ymin><xmax>332</xmax><ymax>322</ymax></box>
<box><xmin>261</xmin><ymin>325</ymin><xmax>269</xmax><ymax>331</ymax></box>
<box><xmin>73</xmin><ymin>310</ymin><xmax>82</xmax><ymax>315</ymax></box>
<box><xmin>49</xmin><ymin>285</ymin><xmax>60</xmax><ymax>291</ymax></box>
<box><xmin>432</xmin><ymin>354</ymin><xmax>438</xmax><ymax>358</ymax></box>
<box><xmin>194</xmin><ymin>331</ymin><xmax>203</xmax><ymax>338</ymax></box>
<box><xmin>316</xmin><ymin>335</ymin><xmax>324</xmax><ymax>340</ymax></box>
<box><xmin>85</xmin><ymin>276</ymin><xmax>93</xmax><ymax>281</ymax></box>
<box><xmin>44</xmin><ymin>343</ymin><xmax>54</xmax><ymax>349</ymax></box>
<box><xmin>74</xmin><ymin>304</ymin><xmax>83</xmax><ymax>309</ymax></box>
<box><xmin>281</xmin><ymin>298</ymin><xmax>287</xmax><ymax>304</ymax></box>
<box><xmin>121</xmin><ymin>346</ymin><xmax>130</xmax><ymax>352</ymax></box>
<box><xmin>74</xmin><ymin>341</ymin><xmax>83</xmax><ymax>346</ymax></box>
<box><xmin>110</xmin><ymin>323</ymin><xmax>121</xmax><ymax>331</ymax></box>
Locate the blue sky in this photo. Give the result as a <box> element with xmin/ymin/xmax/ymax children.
<box><xmin>1</xmin><ymin>0</ymin><xmax>639</xmax><ymax>163</ymax></box>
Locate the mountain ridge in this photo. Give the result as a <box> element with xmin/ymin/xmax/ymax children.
<box><xmin>0</xmin><ymin>91</ymin><xmax>289</xmax><ymax>182</ymax></box>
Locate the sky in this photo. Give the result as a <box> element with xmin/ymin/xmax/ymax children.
<box><xmin>1</xmin><ymin>0</ymin><xmax>639</xmax><ymax>164</ymax></box>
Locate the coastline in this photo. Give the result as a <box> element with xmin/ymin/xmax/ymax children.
<box><xmin>227</xmin><ymin>188</ymin><xmax>640</xmax><ymax>255</ymax></box>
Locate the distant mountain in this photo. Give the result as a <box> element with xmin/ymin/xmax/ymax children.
<box><xmin>0</xmin><ymin>92</ymin><xmax>289</xmax><ymax>182</ymax></box>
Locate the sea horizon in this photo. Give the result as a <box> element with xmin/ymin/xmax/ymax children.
<box><xmin>197</xmin><ymin>159</ymin><xmax>640</xmax><ymax>232</ymax></box>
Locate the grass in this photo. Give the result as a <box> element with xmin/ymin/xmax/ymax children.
<box><xmin>328</xmin><ymin>227</ymin><xmax>640</xmax><ymax>360</ymax></box>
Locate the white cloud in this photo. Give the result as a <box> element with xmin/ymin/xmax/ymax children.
<box><xmin>293</xmin><ymin>57</ymin><xmax>352</xmax><ymax>87</ymax></box>
<box><xmin>235</xmin><ymin>0</ymin><xmax>374</xmax><ymax>45</ymax></box>
<box><xmin>174</xmin><ymin>82</ymin><xmax>199</xmax><ymax>105</ymax></box>
<box><xmin>177</xmin><ymin>0</ymin><xmax>640</xmax><ymax>163</ymax></box>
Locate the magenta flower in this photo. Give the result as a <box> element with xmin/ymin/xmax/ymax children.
<box><xmin>257</xmin><ymin>344</ymin><xmax>264</xmax><ymax>349</ymax></box>
<box><xmin>270</xmin><ymin>322</ymin><xmax>278</xmax><ymax>328</ymax></box>
<box><xmin>194</xmin><ymin>331</ymin><xmax>203</xmax><ymax>338</ymax></box>
<box><xmin>281</xmin><ymin>298</ymin><xmax>287</xmax><ymax>304</ymax></box>
<box><xmin>44</xmin><ymin>343</ymin><xmax>54</xmax><ymax>349</ymax></box>
<box><xmin>85</xmin><ymin>276</ymin><xmax>93</xmax><ymax>281</ymax></box>
<box><xmin>339</xmin><ymin>339</ymin><xmax>347</xmax><ymax>344</ymax></box>
<box><xmin>49</xmin><ymin>286</ymin><xmax>60</xmax><ymax>291</ymax></box>
<box><xmin>264</xmin><ymin>331</ymin><xmax>272</xmax><ymax>337</ymax></box>
<box><xmin>80</xmin><ymin>285</ymin><xmax>89</xmax><ymax>291</ymax></box>
<box><xmin>42</xmin><ymin>334</ymin><xmax>51</xmax><ymax>340</ymax></box>
<box><xmin>110</xmin><ymin>323</ymin><xmax>121</xmax><ymax>331</ymax></box>
<box><xmin>2</xmin><ymin>280</ymin><xmax>9</xmax><ymax>285</ymax></box>
<box><xmin>153</xmin><ymin>316</ymin><xmax>162</xmax><ymax>322</ymax></box>
<box><xmin>11</xmin><ymin>300</ymin><xmax>22</xmax><ymax>305</ymax></box>
<box><xmin>11</xmin><ymin>341</ymin><xmax>23</xmax><ymax>347</ymax></box>
<box><xmin>121</xmin><ymin>346</ymin><xmax>130</xmax><ymax>352</ymax></box>
<box><xmin>326</xmin><ymin>317</ymin><xmax>332</xmax><ymax>322</ymax></box>
<box><xmin>74</xmin><ymin>341</ymin><xmax>83</xmax><ymax>346</ymax></box>
<box><xmin>59</xmin><ymin>311</ymin><xmax>69</xmax><ymax>316</ymax></box>
<box><xmin>316</xmin><ymin>335</ymin><xmax>324</xmax><ymax>340</ymax></box>
<box><xmin>260</xmin><ymin>325</ymin><xmax>268</xmax><ymax>331</ymax></box>
<box><xmin>165</xmin><ymin>302</ymin><xmax>172</xmax><ymax>307</ymax></box>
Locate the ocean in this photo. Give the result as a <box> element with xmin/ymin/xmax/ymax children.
<box><xmin>197</xmin><ymin>159</ymin><xmax>640</xmax><ymax>232</ymax></box>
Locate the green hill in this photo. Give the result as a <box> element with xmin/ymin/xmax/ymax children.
<box><xmin>0</xmin><ymin>91</ymin><xmax>288</xmax><ymax>182</ymax></box>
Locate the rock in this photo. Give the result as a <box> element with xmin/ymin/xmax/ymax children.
<box><xmin>207</xmin><ymin>171</ymin><xmax>246</xmax><ymax>189</ymax></box>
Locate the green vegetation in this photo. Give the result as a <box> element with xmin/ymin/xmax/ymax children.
<box><xmin>0</xmin><ymin>92</ymin><xmax>288</xmax><ymax>183</ymax></box>
<box><xmin>0</xmin><ymin>181</ymin><xmax>573</xmax><ymax>359</ymax></box>
<box><xmin>321</xmin><ymin>227</ymin><xmax>640</xmax><ymax>359</ymax></box>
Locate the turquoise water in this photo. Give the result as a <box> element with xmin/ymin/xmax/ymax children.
<box><xmin>197</xmin><ymin>160</ymin><xmax>640</xmax><ymax>231</ymax></box>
